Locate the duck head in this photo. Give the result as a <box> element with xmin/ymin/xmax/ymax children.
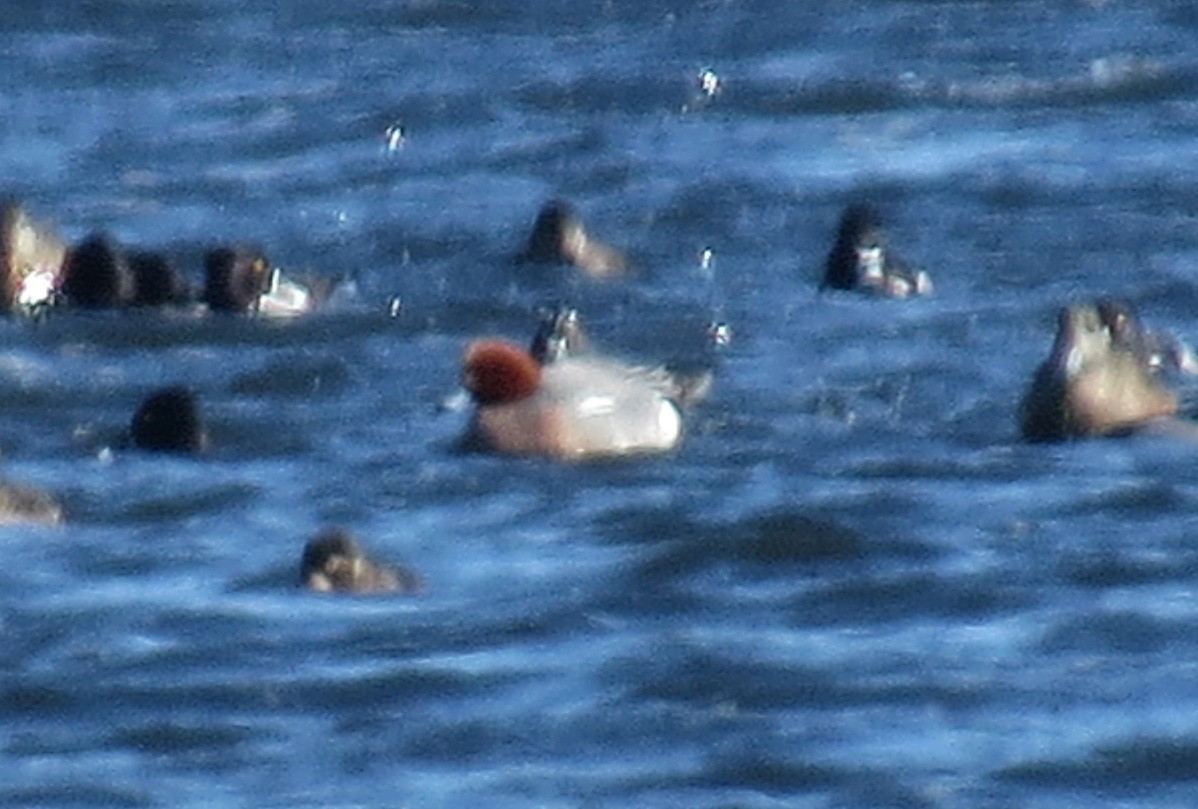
<box><xmin>823</xmin><ymin>203</ymin><xmax>932</xmax><ymax>297</ymax></box>
<box><xmin>131</xmin><ymin>386</ymin><xmax>208</xmax><ymax>453</ymax></box>
<box><xmin>300</xmin><ymin>528</ymin><xmax>418</xmax><ymax>594</ymax></box>
<box><xmin>462</xmin><ymin>340</ymin><xmax>543</xmax><ymax>405</ymax></box>
<box><xmin>62</xmin><ymin>232</ymin><xmax>137</xmax><ymax>308</ymax></box>
<box><xmin>204</xmin><ymin>245</ymin><xmax>313</xmax><ymax>316</ymax></box>
<box><xmin>128</xmin><ymin>251</ymin><xmax>190</xmax><ymax>307</ymax></box>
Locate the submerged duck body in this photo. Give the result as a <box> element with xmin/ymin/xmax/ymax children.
<box><xmin>462</xmin><ymin>339</ymin><xmax>683</xmax><ymax>460</ymax></box>
<box><xmin>823</xmin><ymin>203</ymin><xmax>932</xmax><ymax>298</ymax></box>
<box><xmin>1020</xmin><ymin>303</ymin><xmax>1178</xmax><ymax>442</ymax></box>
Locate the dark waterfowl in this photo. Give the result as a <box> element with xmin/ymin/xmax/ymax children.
<box><xmin>0</xmin><ymin>200</ymin><xmax>67</xmax><ymax>314</ymax></box>
<box><xmin>127</xmin><ymin>251</ymin><xmax>191</xmax><ymax>307</ymax></box>
<box><xmin>822</xmin><ymin>203</ymin><xmax>932</xmax><ymax>297</ymax></box>
<box><xmin>203</xmin><ymin>245</ymin><xmax>316</xmax><ymax>317</ymax></box>
<box><xmin>1020</xmin><ymin>302</ymin><xmax>1178</xmax><ymax>442</ymax></box>
<box><xmin>61</xmin><ymin>232</ymin><xmax>136</xmax><ymax>308</ymax></box>
<box><xmin>131</xmin><ymin>386</ymin><xmax>208</xmax><ymax>453</ymax></box>
<box><xmin>56</xmin><ymin>231</ymin><xmax>191</xmax><ymax>310</ymax></box>
<box><xmin>202</xmin><ymin>245</ymin><xmax>268</xmax><ymax>313</ymax></box>
<box><xmin>518</xmin><ymin>199</ymin><xmax>628</xmax><ymax>279</ymax></box>
<box><xmin>300</xmin><ymin>528</ymin><xmax>422</xmax><ymax>594</ymax></box>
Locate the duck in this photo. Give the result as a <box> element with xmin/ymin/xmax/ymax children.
<box><xmin>300</xmin><ymin>528</ymin><xmax>422</xmax><ymax>595</ymax></box>
<box><xmin>61</xmin><ymin>232</ymin><xmax>137</xmax><ymax>308</ymax></box>
<box><xmin>1020</xmin><ymin>302</ymin><xmax>1178</xmax><ymax>442</ymax></box>
<box><xmin>0</xmin><ymin>199</ymin><xmax>68</xmax><ymax>314</ymax></box>
<box><xmin>127</xmin><ymin>251</ymin><xmax>191</xmax><ymax>307</ymax></box>
<box><xmin>822</xmin><ymin>203</ymin><xmax>932</xmax><ymax>297</ymax></box>
<box><xmin>461</xmin><ymin>335</ymin><xmax>685</xmax><ymax>460</ymax></box>
<box><xmin>130</xmin><ymin>386</ymin><xmax>208</xmax><ymax>453</ymax></box>
<box><xmin>0</xmin><ymin>480</ymin><xmax>64</xmax><ymax>525</ymax></box>
<box><xmin>202</xmin><ymin>245</ymin><xmax>317</xmax><ymax>317</ymax></box>
<box><xmin>60</xmin><ymin>232</ymin><xmax>191</xmax><ymax>309</ymax></box>
<box><xmin>517</xmin><ymin>199</ymin><xmax>628</xmax><ymax>279</ymax></box>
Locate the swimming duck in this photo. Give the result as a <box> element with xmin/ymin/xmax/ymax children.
<box><xmin>0</xmin><ymin>480</ymin><xmax>64</xmax><ymax>525</ymax></box>
<box><xmin>0</xmin><ymin>200</ymin><xmax>67</xmax><ymax>314</ymax></box>
<box><xmin>461</xmin><ymin>338</ymin><xmax>684</xmax><ymax>460</ymax></box>
<box><xmin>203</xmin><ymin>245</ymin><xmax>316</xmax><ymax>317</ymax></box>
<box><xmin>822</xmin><ymin>203</ymin><xmax>932</xmax><ymax>297</ymax></box>
<box><xmin>127</xmin><ymin>251</ymin><xmax>191</xmax><ymax>307</ymax></box>
<box><xmin>300</xmin><ymin>528</ymin><xmax>422</xmax><ymax>594</ymax></box>
<box><xmin>518</xmin><ymin>199</ymin><xmax>628</xmax><ymax>279</ymax></box>
<box><xmin>1020</xmin><ymin>302</ymin><xmax>1178</xmax><ymax>442</ymax></box>
<box><xmin>61</xmin><ymin>232</ymin><xmax>192</xmax><ymax>309</ymax></box>
<box><xmin>61</xmin><ymin>232</ymin><xmax>137</xmax><ymax>308</ymax></box>
<box><xmin>131</xmin><ymin>386</ymin><xmax>208</xmax><ymax>453</ymax></box>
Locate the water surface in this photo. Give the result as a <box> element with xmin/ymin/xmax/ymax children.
<box><xmin>4</xmin><ymin>1</ymin><xmax>1198</xmax><ymax>807</ymax></box>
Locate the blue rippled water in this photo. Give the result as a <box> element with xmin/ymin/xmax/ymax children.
<box><xmin>5</xmin><ymin>1</ymin><xmax>1198</xmax><ymax>807</ymax></box>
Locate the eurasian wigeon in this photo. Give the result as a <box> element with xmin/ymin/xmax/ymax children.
<box><xmin>0</xmin><ymin>200</ymin><xmax>67</xmax><ymax>314</ymax></box>
<box><xmin>131</xmin><ymin>386</ymin><xmax>208</xmax><ymax>453</ymax></box>
<box><xmin>203</xmin><ymin>245</ymin><xmax>316</xmax><ymax>317</ymax></box>
<box><xmin>300</xmin><ymin>527</ymin><xmax>423</xmax><ymax>595</ymax></box>
<box><xmin>518</xmin><ymin>199</ymin><xmax>628</xmax><ymax>279</ymax></box>
<box><xmin>822</xmin><ymin>203</ymin><xmax>932</xmax><ymax>297</ymax></box>
<box><xmin>1020</xmin><ymin>302</ymin><xmax>1178</xmax><ymax>442</ymax></box>
<box><xmin>461</xmin><ymin>338</ymin><xmax>684</xmax><ymax>460</ymax></box>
